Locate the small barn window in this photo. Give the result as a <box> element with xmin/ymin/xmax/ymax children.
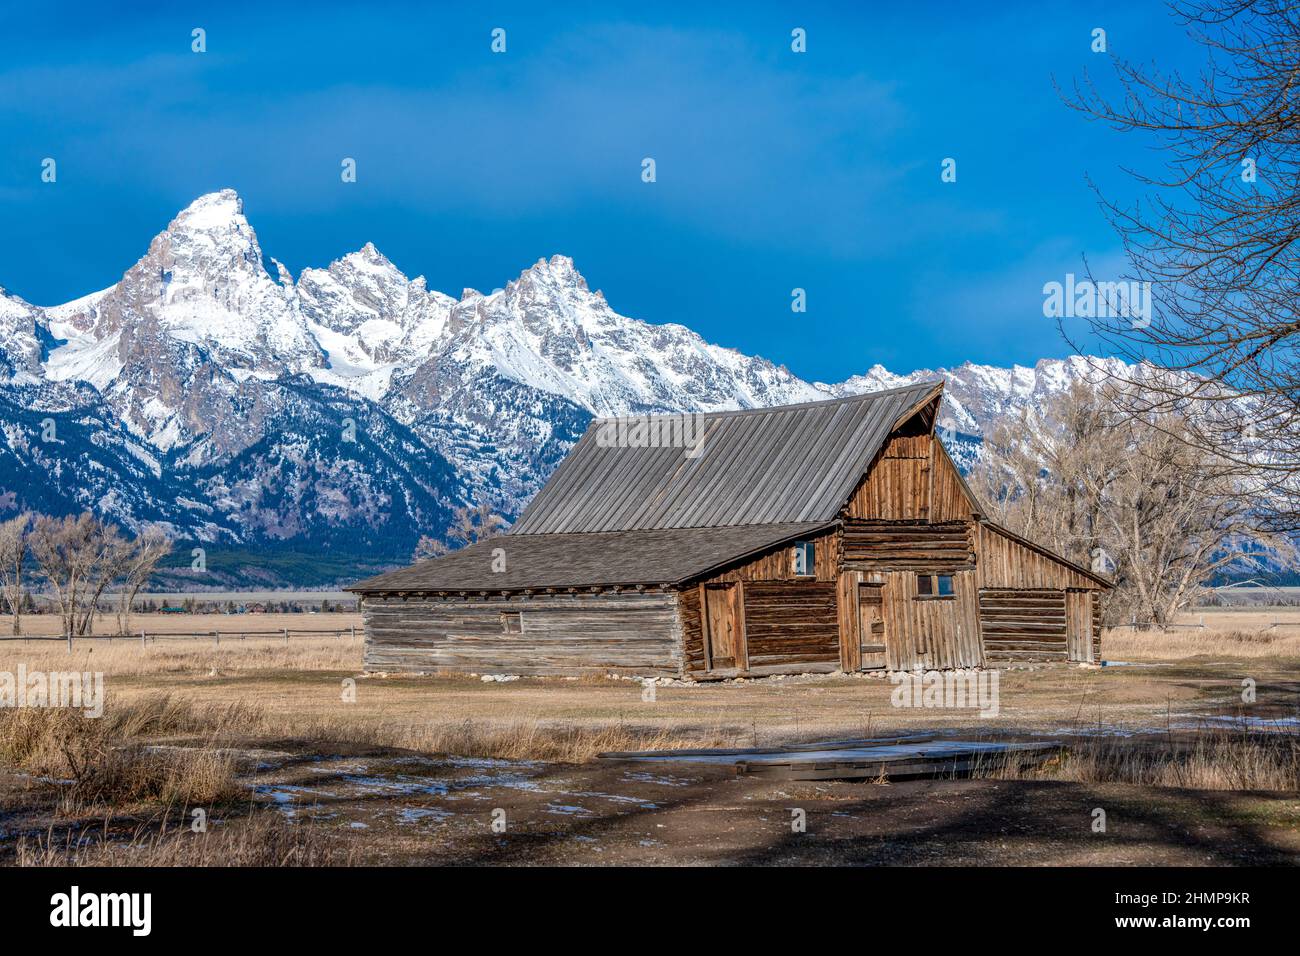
<box><xmin>792</xmin><ymin>540</ymin><xmax>815</xmax><ymax>576</ymax></box>
<box><xmin>501</xmin><ymin>611</ymin><xmax>523</xmax><ymax>633</ymax></box>
<box><xmin>916</xmin><ymin>574</ymin><xmax>955</xmax><ymax>599</ymax></box>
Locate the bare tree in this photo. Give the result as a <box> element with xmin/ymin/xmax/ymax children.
<box><xmin>28</xmin><ymin>513</ymin><xmax>134</xmax><ymax>637</ymax></box>
<box><xmin>0</xmin><ymin>513</ymin><xmax>31</xmax><ymax>635</ymax></box>
<box><xmin>971</xmin><ymin>383</ymin><xmax>1293</xmax><ymax>624</ymax></box>
<box><xmin>970</xmin><ymin>381</ymin><xmax>1124</xmax><ymax>567</ymax></box>
<box><xmin>114</xmin><ymin>528</ymin><xmax>173</xmax><ymax>635</ymax></box>
<box><xmin>413</xmin><ymin>501</ymin><xmax>509</xmax><ymax>562</ymax></box>
<box><xmin>1064</xmin><ymin>0</ymin><xmax>1300</xmax><ymax>531</ymax></box>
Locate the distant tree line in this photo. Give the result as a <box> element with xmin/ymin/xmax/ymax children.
<box><xmin>0</xmin><ymin>512</ymin><xmax>172</xmax><ymax>636</ymax></box>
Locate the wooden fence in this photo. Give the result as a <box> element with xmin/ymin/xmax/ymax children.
<box><xmin>0</xmin><ymin>626</ymin><xmax>358</xmax><ymax>649</ymax></box>
<box><xmin>1111</xmin><ymin>616</ymin><xmax>1300</xmax><ymax>633</ymax></box>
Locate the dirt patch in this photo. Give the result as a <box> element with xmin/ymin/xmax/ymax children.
<box><xmin>213</xmin><ymin>744</ymin><xmax>1300</xmax><ymax>865</ymax></box>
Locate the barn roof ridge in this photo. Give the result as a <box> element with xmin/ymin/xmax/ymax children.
<box><xmin>510</xmin><ymin>380</ymin><xmax>945</xmax><ymax>535</ymax></box>
<box><xmin>586</xmin><ymin>379</ymin><xmax>946</xmax><ymax>423</ymax></box>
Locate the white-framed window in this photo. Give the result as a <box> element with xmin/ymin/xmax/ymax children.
<box><xmin>501</xmin><ymin>611</ymin><xmax>523</xmax><ymax>633</ymax></box>
<box><xmin>792</xmin><ymin>540</ymin><xmax>816</xmax><ymax>577</ymax></box>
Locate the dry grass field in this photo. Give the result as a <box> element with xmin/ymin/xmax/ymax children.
<box><xmin>1</xmin><ymin>608</ymin><xmax>1297</xmax><ymax>866</ymax></box>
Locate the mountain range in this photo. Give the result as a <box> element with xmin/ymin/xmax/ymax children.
<box><xmin>0</xmin><ymin>190</ymin><xmax>1128</xmax><ymax>585</ymax></box>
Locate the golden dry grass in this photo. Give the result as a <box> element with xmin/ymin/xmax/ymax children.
<box><xmin>1</xmin><ymin>609</ymin><xmax>1297</xmax><ymax>767</ymax></box>
<box><xmin>0</xmin><ymin>698</ymin><xmax>244</xmax><ymax>811</ymax></box>
<box><xmin>1103</xmin><ymin>607</ymin><xmax>1300</xmax><ymax>660</ymax></box>
<box><xmin>978</xmin><ymin>732</ymin><xmax>1300</xmax><ymax>791</ymax></box>
<box><xmin>14</xmin><ymin>811</ymin><xmax>347</xmax><ymax>866</ymax></box>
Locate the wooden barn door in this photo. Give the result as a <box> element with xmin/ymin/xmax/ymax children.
<box><xmin>703</xmin><ymin>583</ymin><xmax>745</xmax><ymax>670</ymax></box>
<box><xmin>857</xmin><ymin>583</ymin><xmax>886</xmax><ymax>669</ymax></box>
<box><xmin>1065</xmin><ymin>589</ymin><xmax>1094</xmax><ymax>663</ymax></box>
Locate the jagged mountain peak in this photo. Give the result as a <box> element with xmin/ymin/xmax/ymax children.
<box><xmin>519</xmin><ymin>254</ymin><xmax>587</xmax><ymax>289</ymax></box>
<box><xmin>0</xmin><ymin>190</ymin><xmax>1135</xmax><ymax>580</ymax></box>
<box><xmin>171</xmin><ymin>188</ymin><xmax>246</xmax><ymax>231</ymax></box>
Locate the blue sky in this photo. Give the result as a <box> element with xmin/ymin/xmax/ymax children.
<box><xmin>0</xmin><ymin>1</ymin><xmax>1195</xmax><ymax>382</ymax></box>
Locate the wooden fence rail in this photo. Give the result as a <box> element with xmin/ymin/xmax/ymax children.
<box><xmin>0</xmin><ymin>626</ymin><xmax>358</xmax><ymax>648</ymax></box>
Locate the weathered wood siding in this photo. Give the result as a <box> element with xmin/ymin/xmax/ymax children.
<box><xmin>1092</xmin><ymin>589</ymin><xmax>1103</xmax><ymax>662</ymax></box>
<box><xmin>845</xmin><ymin>434</ymin><xmax>931</xmax><ymax>520</ymax></box>
<box><xmin>681</xmin><ymin>580</ymin><xmax>838</xmax><ymax>677</ymax></box>
<box><xmin>975</xmin><ymin>523</ymin><xmax>1100</xmax><ymax>590</ymax></box>
<box><xmin>680</xmin><ymin>586</ymin><xmax>706</xmax><ymax>673</ymax></box>
<box><xmin>930</xmin><ymin>441</ymin><xmax>979</xmax><ymax>522</ymax></box>
<box><xmin>842</xmin><ymin>520</ymin><xmax>975</xmax><ymax>572</ymax></box>
<box><xmin>741</xmin><ymin>582</ymin><xmax>839</xmax><ymax>672</ymax></box>
<box><xmin>881</xmin><ymin>569</ymin><xmax>983</xmax><ymax>670</ymax></box>
<box><xmin>844</xmin><ymin>434</ymin><xmax>978</xmax><ymax>523</ymax></box>
<box><xmin>364</xmin><ymin>591</ymin><xmax>683</xmax><ymax>677</ymax></box>
<box><xmin>979</xmin><ymin>588</ymin><xmax>1068</xmax><ymax>662</ymax></box>
<box><xmin>699</xmin><ymin>527</ymin><xmax>838</xmax><ymax>583</ymax></box>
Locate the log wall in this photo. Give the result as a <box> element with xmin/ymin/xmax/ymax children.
<box><xmin>681</xmin><ymin>580</ymin><xmax>839</xmax><ymax>677</ymax></box>
<box><xmin>741</xmin><ymin>582</ymin><xmax>839</xmax><ymax>672</ymax></box>
<box><xmin>1092</xmin><ymin>589</ymin><xmax>1103</xmax><ymax>662</ymax></box>
<box><xmin>979</xmin><ymin>588</ymin><xmax>1068</xmax><ymax>663</ymax></box>
<box><xmin>842</xmin><ymin>520</ymin><xmax>976</xmax><ymax>572</ymax></box>
<box><xmin>363</xmin><ymin>591</ymin><xmax>683</xmax><ymax>677</ymax></box>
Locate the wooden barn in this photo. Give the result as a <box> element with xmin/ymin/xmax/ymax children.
<box><xmin>349</xmin><ymin>382</ymin><xmax>1111</xmax><ymax>678</ymax></box>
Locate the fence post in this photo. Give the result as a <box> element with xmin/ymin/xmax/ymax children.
<box><xmin>67</xmin><ymin>631</ymin><xmax>72</xmax><ymax>653</ymax></box>
<box><xmin>284</xmin><ymin>628</ymin><xmax>289</xmax><ymax>644</ymax></box>
<box><xmin>141</xmin><ymin>629</ymin><xmax>146</xmax><ymax>647</ymax></box>
<box><xmin>350</xmin><ymin>624</ymin><xmax>355</xmax><ymax>641</ymax></box>
<box><xmin>213</xmin><ymin>631</ymin><xmax>219</xmax><ymax>647</ymax></box>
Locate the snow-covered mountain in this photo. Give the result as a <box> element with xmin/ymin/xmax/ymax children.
<box><xmin>0</xmin><ymin>189</ymin><xmax>1126</xmax><ymax>583</ymax></box>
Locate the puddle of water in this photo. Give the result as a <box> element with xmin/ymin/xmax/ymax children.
<box><xmin>396</xmin><ymin>807</ymin><xmax>453</xmax><ymax>825</ymax></box>
<box><xmin>545</xmin><ymin>803</ymin><xmax>594</xmax><ymax>817</ymax></box>
<box><xmin>252</xmin><ymin>756</ymin><xmax>543</xmax><ymax>818</ymax></box>
<box><xmin>564</xmin><ymin>790</ymin><xmax>658</xmax><ymax>808</ymax></box>
<box><xmin>1171</xmin><ymin>714</ymin><xmax>1300</xmax><ymax>731</ymax></box>
<box><xmin>621</xmin><ymin>771</ymin><xmax>693</xmax><ymax>787</ymax></box>
<box><xmin>1034</xmin><ymin>726</ymin><xmax>1163</xmax><ymax>738</ymax></box>
<box><xmin>255</xmin><ymin>783</ymin><xmax>338</xmax><ymax>818</ymax></box>
<box><xmin>611</xmin><ymin>740</ymin><xmax>1052</xmax><ymax>766</ymax></box>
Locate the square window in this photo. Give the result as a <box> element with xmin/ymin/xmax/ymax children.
<box><xmin>501</xmin><ymin>611</ymin><xmax>522</xmax><ymax>633</ymax></box>
<box><xmin>937</xmin><ymin>575</ymin><xmax>954</xmax><ymax>596</ymax></box>
<box><xmin>792</xmin><ymin>540</ymin><xmax>815</xmax><ymax>576</ymax></box>
<box><xmin>916</xmin><ymin>574</ymin><xmax>933</xmax><ymax>595</ymax></box>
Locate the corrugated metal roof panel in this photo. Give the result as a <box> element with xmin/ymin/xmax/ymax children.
<box><xmin>510</xmin><ymin>381</ymin><xmax>942</xmax><ymax>534</ymax></box>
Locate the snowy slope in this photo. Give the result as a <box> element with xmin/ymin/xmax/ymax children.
<box><xmin>0</xmin><ymin>189</ymin><xmax>1134</xmax><ymax>581</ymax></box>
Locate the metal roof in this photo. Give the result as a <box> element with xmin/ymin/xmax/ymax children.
<box><xmin>510</xmin><ymin>381</ymin><xmax>943</xmax><ymax>534</ymax></box>
<box><xmin>348</xmin><ymin>521</ymin><xmax>835</xmax><ymax>593</ymax></box>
